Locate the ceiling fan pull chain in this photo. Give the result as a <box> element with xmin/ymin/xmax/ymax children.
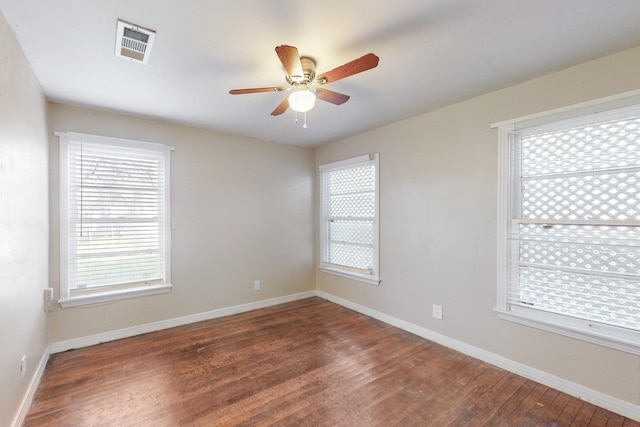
<box><xmin>303</xmin><ymin>112</ymin><xmax>308</xmax><ymax>129</ymax></box>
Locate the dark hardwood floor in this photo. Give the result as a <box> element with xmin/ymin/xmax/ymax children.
<box><xmin>24</xmin><ymin>297</ymin><xmax>638</xmax><ymax>426</ymax></box>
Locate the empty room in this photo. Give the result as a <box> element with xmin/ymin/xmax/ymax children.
<box><xmin>1</xmin><ymin>1</ymin><xmax>640</xmax><ymax>425</ymax></box>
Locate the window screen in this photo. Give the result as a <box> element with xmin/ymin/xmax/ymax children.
<box><xmin>319</xmin><ymin>154</ymin><xmax>379</xmax><ymax>283</ymax></box>
<box><xmin>506</xmin><ymin>110</ymin><xmax>640</xmax><ymax>333</ymax></box>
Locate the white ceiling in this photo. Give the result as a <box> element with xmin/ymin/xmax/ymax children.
<box><xmin>2</xmin><ymin>0</ymin><xmax>640</xmax><ymax>146</ymax></box>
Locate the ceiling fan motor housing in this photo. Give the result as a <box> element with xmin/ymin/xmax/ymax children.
<box><xmin>287</xmin><ymin>56</ymin><xmax>316</xmax><ymax>84</ymax></box>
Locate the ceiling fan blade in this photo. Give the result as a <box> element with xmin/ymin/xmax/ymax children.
<box><xmin>275</xmin><ymin>45</ymin><xmax>304</xmax><ymax>80</ymax></box>
<box><xmin>317</xmin><ymin>53</ymin><xmax>379</xmax><ymax>84</ymax></box>
<box><xmin>271</xmin><ymin>97</ymin><xmax>289</xmax><ymax>116</ymax></box>
<box><xmin>315</xmin><ymin>88</ymin><xmax>350</xmax><ymax>105</ymax></box>
<box><xmin>230</xmin><ymin>87</ymin><xmax>286</xmax><ymax>95</ymax></box>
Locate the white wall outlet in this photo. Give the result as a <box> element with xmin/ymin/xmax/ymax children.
<box><xmin>44</xmin><ymin>287</ymin><xmax>54</xmax><ymax>312</ymax></box>
<box><xmin>432</xmin><ymin>304</ymin><xmax>443</xmax><ymax>320</ymax></box>
<box><xmin>20</xmin><ymin>355</ymin><xmax>26</xmax><ymax>378</ymax></box>
<box><xmin>253</xmin><ymin>280</ymin><xmax>261</xmax><ymax>291</ymax></box>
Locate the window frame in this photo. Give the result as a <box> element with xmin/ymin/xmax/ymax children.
<box><xmin>494</xmin><ymin>90</ymin><xmax>640</xmax><ymax>355</ymax></box>
<box><xmin>318</xmin><ymin>153</ymin><xmax>381</xmax><ymax>286</ymax></box>
<box><xmin>57</xmin><ymin>131</ymin><xmax>172</xmax><ymax>307</ymax></box>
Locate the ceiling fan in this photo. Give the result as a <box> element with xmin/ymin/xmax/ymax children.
<box><xmin>230</xmin><ymin>45</ymin><xmax>379</xmax><ymax>126</ymax></box>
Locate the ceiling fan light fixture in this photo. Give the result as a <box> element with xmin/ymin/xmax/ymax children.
<box><xmin>230</xmin><ymin>45</ymin><xmax>379</xmax><ymax>120</ymax></box>
<box><xmin>288</xmin><ymin>88</ymin><xmax>316</xmax><ymax>113</ymax></box>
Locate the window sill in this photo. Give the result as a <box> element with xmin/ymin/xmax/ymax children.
<box><xmin>59</xmin><ymin>284</ymin><xmax>172</xmax><ymax>308</ymax></box>
<box><xmin>495</xmin><ymin>307</ymin><xmax>640</xmax><ymax>356</ymax></box>
<box><xmin>318</xmin><ymin>265</ymin><xmax>381</xmax><ymax>286</ymax></box>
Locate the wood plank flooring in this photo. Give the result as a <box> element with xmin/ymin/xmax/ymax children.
<box><xmin>24</xmin><ymin>297</ymin><xmax>638</xmax><ymax>426</ymax></box>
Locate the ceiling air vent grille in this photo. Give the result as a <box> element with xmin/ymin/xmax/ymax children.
<box><xmin>115</xmin><ymin>20</ymin><xmax>156</xmax><ymax>64</ymax></box>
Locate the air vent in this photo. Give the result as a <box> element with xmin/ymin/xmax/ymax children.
<box><xmin>115</xmin><ymin>20</ymin><xmax>156</xmax><ymax>64</ymax></box>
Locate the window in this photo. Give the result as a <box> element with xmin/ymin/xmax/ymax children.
<box><xmin>57</xmin><ymin>132</ymin><xmax>172</xmax><ymax>307</ymax></box>
<box><xmin>495</xmin><ymin>99</ymin><xmax>640</xmax><ymax>354</ymax></box>
<box><xmin>319</xmin><ymin>153</ymin><xmax>380</xmax><ymax>285</ymax></box>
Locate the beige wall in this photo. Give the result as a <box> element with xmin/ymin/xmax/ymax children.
<box><xmin>316</xmin><ymin>46</ymin><xmax>640</xmax><ymax>405</ymax></box>
<box><xmin>47</xmin><ymin>104</ymin><xmax>315</xmax><ymax>342</ymax></box>
<box><xmin>0</xmin><ymin>10</ymin><xmax>49</xmax><ymax>427</ymax></box>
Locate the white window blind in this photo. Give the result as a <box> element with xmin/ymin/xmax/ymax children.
<box><xmin>319</xmin><ymin>154</ymin><xmax>380</xmax><ymax>285</ymax></box>
<box><xmin>497</xmin><ymin>104</ymin><xmax>640</xmax><ymax>353</ymax></box>
<box><xmin>58</xmin><ymin>132</ymin><xmax>171</xmax><ymax>306</ymax></box>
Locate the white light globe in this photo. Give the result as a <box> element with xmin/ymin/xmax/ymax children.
<box><xmin>288</xmin><ymin>90</ymin><xmax>316</xmax><ymax>113</ymax></box>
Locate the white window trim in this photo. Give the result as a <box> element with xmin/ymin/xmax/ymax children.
<box><xmin>318</xmin><ymin>153</ymin><xmax>381</xmax><ymax>286</ymax></box>
<box><xmin>58</xmin><ymin>284</ymin><xmax>173</xmax><ymax>307</ymax></box>
<box><xmin>56</xmin><ymin>131</ymin><xmax>173</xmax><ymax>308</ymax></box>
<box><xmin>318</xmin><ymin>265</ymin><xmax>381</xmax><ymax>286</ymax></box>
<box><xmin>493</xmin><ymin>90</ymin><xmax>640</xmax><ymax>355</ymax></box>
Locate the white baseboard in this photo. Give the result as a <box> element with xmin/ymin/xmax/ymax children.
<box><xmin>315</xmin><ymin>290</ymin><xmax>640</xmax><ymax>422</ymax></box>
<box><xmin>11</xmin><ymin>345</ymin><xmax>50</xmax><ymax>427</ymax></box>
<box><xmin>50</xmin><ymin>291</ymin><xmax>315</xmax><ymax>353</ymax></box>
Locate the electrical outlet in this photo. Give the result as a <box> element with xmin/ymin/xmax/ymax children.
<box><xmin>432</xmin><ymin>304</ymin><xmax>443</xmax><ymax>320</ymax></box>
<box><xmin>44</xmin><ymin>287</ymin><xmax>54</xmax><ymax>312</ymax></box>
<box><xmin>253</xmin><ymin>280</ymin><xmax>260</xmax><ymax>291</ymax></box>
<box><xmin>20</xmin><ymin>355</ymin><xmax>26</xmax><ymax>379</ymax></box>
